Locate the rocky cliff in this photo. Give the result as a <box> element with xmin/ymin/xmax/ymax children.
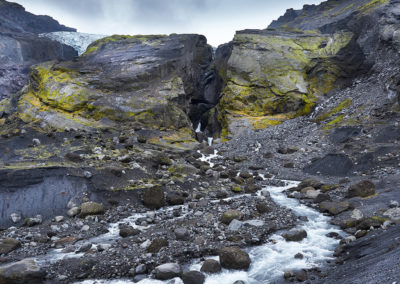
<box><xmin>0</xmin><ymin>0</ymin><xmax>77</xmax><ymax>102</ymax></box>
<box><xmin>208</xmin><ymin>0</ymin><xmax>390</xmax><ymax>138</ymax></box>
<box><xmin>16</xmin><ymin>34</ymin><xmax>215</xmax><ymax>147</ymax></box>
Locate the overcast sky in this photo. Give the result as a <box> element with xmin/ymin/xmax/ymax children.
<box><xmin>12</xmin><ymin>0</ymin><xmax>322</xmax><ymax>46</ymax></box>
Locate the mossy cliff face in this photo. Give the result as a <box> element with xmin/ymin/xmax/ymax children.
<box><xmin>17</xmin><ymin>34</ymin><xmax>213</xmax><ymax>143</ymax></box>
<box><xmin>216</xmin><ymin>29</ymin><xmax>353</xmax><ymax>137</ymax></box>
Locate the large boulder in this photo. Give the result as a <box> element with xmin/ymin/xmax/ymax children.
<box><xmin>0</xmin><ymin>238</ymin><xmax>21</xmax><ymax>254</ymax></box>
<box><xmin>143</xmin><ymin>186</ymin><xmax>165</xmax><ymax>209</ymax></box>
<box><xmin>347</xmin><ymin>180</ymin><xmax>376</xmax><ymax>198</ymax></box>
<box><xmin>200</xmin><ymin>259</ymin><xmax>222</xmax><ymax>274</ymax></box>
<box><xmin>320</xmin><ymin>201</ymin><xmax>352</xmax><ymax>215</ymax></box>
<box><xmin>17</xmin><ymin>33</ymin><xmax>214</xmax><ymax>146</ymax></box>
<box><xmin>282</xmin><ymin>228</ymin><xmax>308</xmax><ymax>242</ymax></box>
<box><xmin>154</xmin><ymin>263</ymin><xmax>182</xmax><ymax>280</ymax></box>
<box><xmin>0</xmin><ymin>258</ymin><xmax>45</xmax><ymax>283</ymax></box>
<box><xmin>181</xmin><ymin>271</ymin><xmax>205</xmax><ymax>284</ymax></box>
<box><xmin>219</xmin><ymin>246</ymin><xmax>251</xmax><ymax>270</ymax></box>
<box><xmin>146</xmin><ymin>238</ymin><xmax>168</xmax><ymax>253</ymax></box>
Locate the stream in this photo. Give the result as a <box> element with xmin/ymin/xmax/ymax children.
<box><xmin>74</xmin><ymin>178</ymin><xmax>344</xmax><ymax>284</ymax></box>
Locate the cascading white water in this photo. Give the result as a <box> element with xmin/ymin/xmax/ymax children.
<box><xmin>196</xmin><ymin>123</ymin><xmax>202</xmax><ymax>133</ymax></box>
<box><xmin>186</xmin><ymin>180</ymin><xmax>344</xmax><ymax>284</ymax></box>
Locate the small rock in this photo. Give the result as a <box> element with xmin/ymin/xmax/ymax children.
<box><xmin>154</xmin><ymin>263</ymin><xmax>182</xmax><ymax>280</ymax></box>
<box><xmin>228</xmin><ymin>219</ymin><xmax>243</xmax><ymax>231</ymax></box>
<box><xmin>182</xmin><ymin>270</ymin><xmax>205</xmax><ymax>284</ymax></box>
<box><xmin>175</xmin><ymin>228</ymin><xmax>190</xmax><ymax>241</ymax></box>
<box><xmin>256</xmin><ymin>202</ymin><xmax>270</xmax><ymax>214</ymax></box>
<box><xmin>67</xmin><ymin>207</ymin><xmax>80</xmax><ymax>217</ymax></box>
<box><xmin>32</xmin><ymin>138</ymin><xmax>41</xmax><ymax>146</ymax></box>
<box><xmin>221</xmin><ymin>210</ymin><xmax>243</xmax><ymax>225</ymax></box>
<box><xmin>119</xmin><ymin>225</ymin><xmax>140</xmax><ymax>238</ymax></box>
<box><xmin>219</xmin><ymin>246</ymin><xmax>251</xmax><ymax>270</ymax></box>
<box><xmin>294</xmin><ymin>253</ymin><xmax>304</xmax><ymax>259</ymax></box>
<box><xmin>383</xmin><ymin>208</ymin><xmax>400</xmax><ymax>221</ymax></box>
<box><xmin>355</xmin><ymin>230</ymin><xmax>367</xmax><ymax>238</ymax></box>
<box><xmin>389</xmin><ymin>200</ymin><xmax>399</xmax><ymax>208</ymax></box>
<box><xmin>76</xmin><ymin>242</ymin><xmax>92</xmax><ymax>253</ymax></box>
<box><xmin>10</xmin><ymin>213</ymin><xmax>21</xmax><ymax>223</ymax></box>
<box><xmin>146</xmin><ymin>238</ymin><xmax>168</xmax><ymax>253</ymax></box>
<box><xmin>24</xmin><ymin>215</ymin><xmax>42</xmax><ymax>227</ymax></box>
<box><xmin>200</xmin><ymin>259</ymin><xmax>221</xmax><ymax>274</ymax></box>
<box><xmin>282</xmin><ymin>228</ymin><xmax>307</xmax><ymax>242</ymax></box>
<box><xmin>55</xmin><ymin>216</ymin><xmax>64</xmax><ymax>222</ymax></box>
<box><xmin>135</xmin><ymin>264</ymin><xmax>147</xmax><ymax>274</ymax></box>
<box><xmin>84</xmin><ymin>171</ymin><xmax>92</xmax><ymax>179</ymax></box>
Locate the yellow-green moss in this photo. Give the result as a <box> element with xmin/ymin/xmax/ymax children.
<box><xmin>315</xmin><ymin>98</ymin><xmax>353</xmax><ymax>122</ymax></box>
<box><xmin>83</xmin><ymin>34</ymin><xmax>168</xmax><ymax>55</ymax></box>
<box><xmin>359</xmin><ymin>0</ymin><xmax>389</xmax><ymax>14</ymax></box>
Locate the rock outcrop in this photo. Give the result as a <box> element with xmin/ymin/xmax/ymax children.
<box><xmin>17</xmin><ymin>34</ymin><xmax>215</xmax><ymax>146</ymax></box>
<box><xmin>0</xmin><ymin>0</ymin><xmax>77</xmax><ymax>102</ymax></box>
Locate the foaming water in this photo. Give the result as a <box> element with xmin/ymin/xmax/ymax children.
<box><xmin>189</xmin><ymin>180</ymin><xmax>344</xmax><ymax>284</ymax></box>
<box><xmin>198</xmin><ymin>150</ymin><xmax>219</xmax><ymax>167</ymax></box>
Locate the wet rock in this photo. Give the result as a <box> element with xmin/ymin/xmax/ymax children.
<box><xmin>146</xmin><ymin>238</ymin><xmax>168</xmax><ymax>253</ymax></box>
<box><xmin>175</xmin><ymin>228</ymin><xmax>190</xmax><ymax>241</ymax></box>
<box><xmin>320</xmin><ymin>201</ymin><xmax>352</xmax><ymax>215</ymax></box>
<box><xmin>0</xmin><ymin>258</ymin><xmax>45</xmax><ymax>283</ymax></box>
<box><xmin>231</xmin><ymin>185</ymin><xmax>243</xmax><ymax>193</ymax></box>
<box><xmin>233</xmin><ymin>281</ymin><xmax>247</xmax><ymax>284</ymax></box>
<box><xmin>347</xmin><ymin>180</ymin><xmax>376</xmax><ymax>198</ymax></box>
<box><xmin>76</xmin><ymin>242</ymin><xmax>92</xmax><ymax>253</ymax></box>
<box><xmin>67</xmin><ymin>207</ymin><xmax>80</xmax><ymax>217</ymax></box>
<box><xmin>389</xmin><ymin>200</ymin><xmax>399</xmax><ymax>208</ymax></box>
<box><xmin>143</xmin><ymin>186</ymin><xmax>165</xmax><ymax>209</ymax></box>
<box><xmin>119</xmin><ymin>225</ymin><xmax>140</xmax><ymax>238</ymax></box>
<box><xmin>0</xmin><ymin>238</ymin><xmax>21</xmax><ymax>254</ymax></box>
<box><xmin>221</xmin><ymin>210</ymin><xmax>243</xmax><ymax>225</ymax></box>
<box><xmin>284</xmin><ymin>270</ymin><xmax>294</xmax><ymax>279</ymax></box>
<box><xmin>154</xmin><ymin>263</ymin><xmax>182</xmax><ymax>280</ymax></box>
<box><xmin>305</xmin><ymin>189</ymin><xmax>320</xmax><ymax>199</ymax></box>
<box><xmin>182</xmin><ymin>270</ymin><xmax>205</xmax><ymax>284</ymax></box>
<box><xmin>245</xmin><ymin>184</ymin><xmax>261</xmax><ymax>193</ymax></box>
<box><xmin>84</xmin><ymin>171</ymin><xmax>92</xmax><ymax>179</ymax></box>
<box><xmin>239</xmin><ymin>171</ymin><xmax>252</xmax><ymax>179</ymax></box>
<box><xmin>282</xmin><ymin>228</ymin><xmax>307</xmax><ymax>242</ymax></box>
<box><xmin>200</xmin><ymin>259</ymin><xmax>222</xmax><ymax>274</ymax></box>
<box><xmin>24</xmin><ymin>215</ymin><xmax>42</xmax><ymax>226</ymax></box>
<box><xmin>219</xmin><ymin>246</ymin><xmax>251</xmax><ymax>270</ymax></box>
<box><xmin>296</xmin><ymin>270</ymin><xmax>308</xmax><ymax>282</ymax></box>
<box><xmin>80</xmin><ymin>202</ymin><xmax>105</xmax><ymax>217</ymax></box>
<box><xmin>294</xmin><ymin>253</ymin><xmax>304</xmax><ymax>259</ymax></box>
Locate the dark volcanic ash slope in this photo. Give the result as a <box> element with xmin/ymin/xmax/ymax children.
<box><xmin>0</xmin><ymin>0</ymin><xmax>77</xmax><ymax>102</ymax></box>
